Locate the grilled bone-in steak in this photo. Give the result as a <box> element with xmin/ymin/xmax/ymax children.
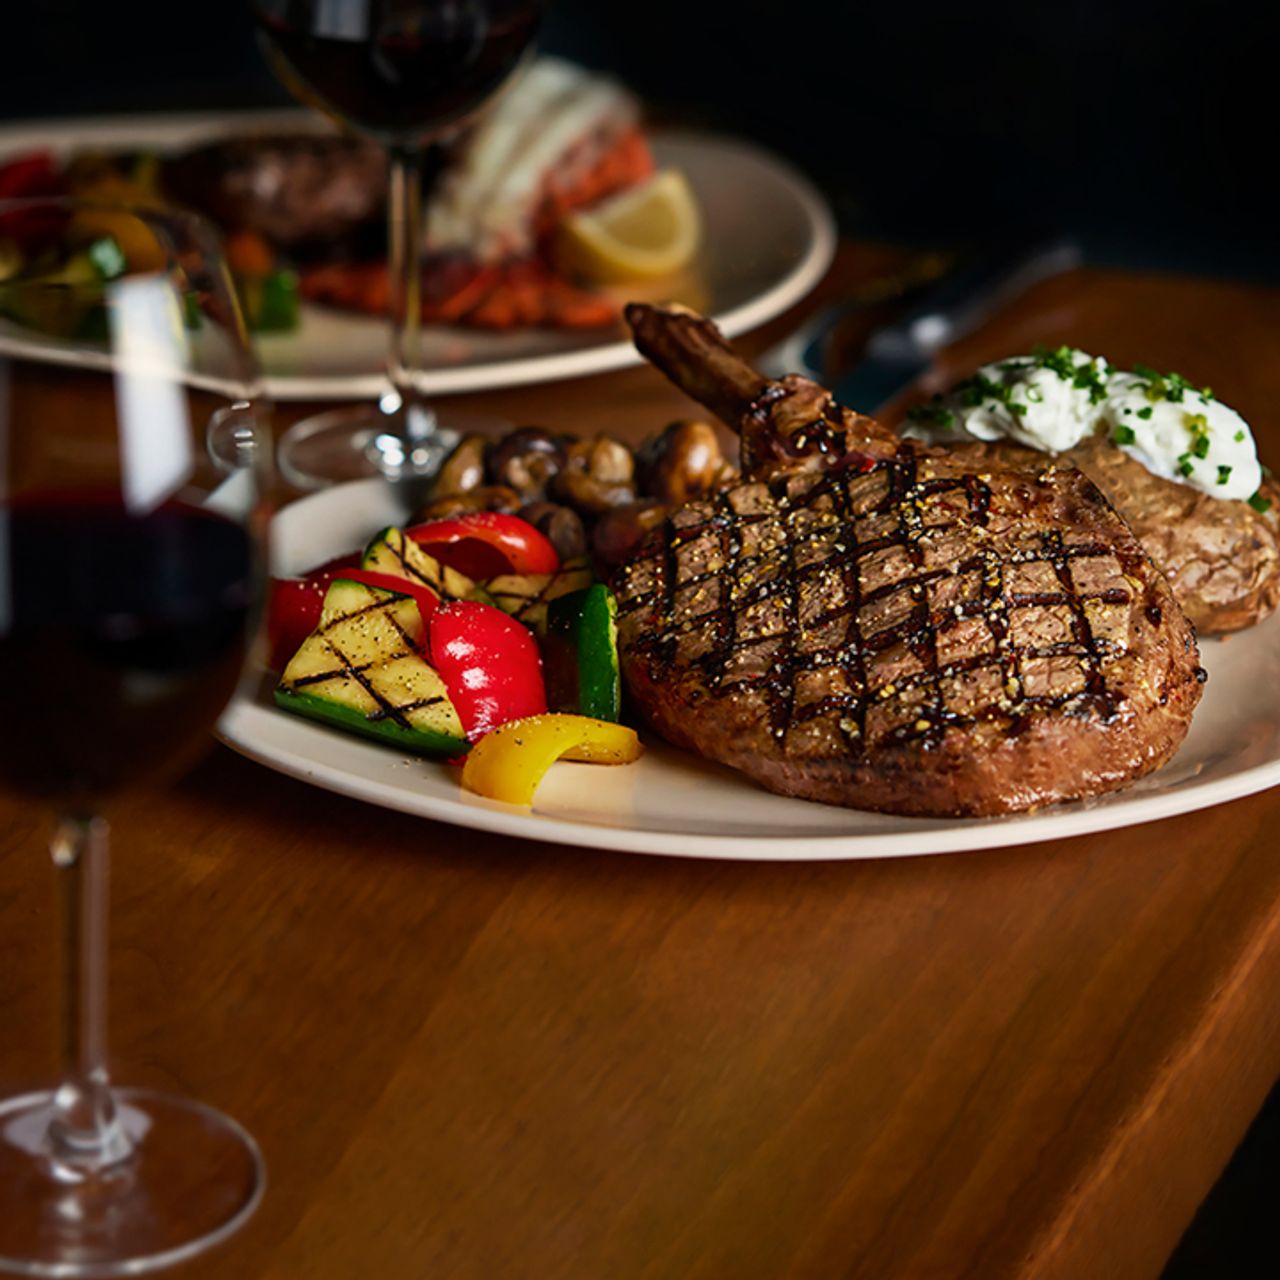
<box><xmin>162</xmin><ymin>135</ymin><xmax>386</xmax><ymax>252</ymax></box>
<box><xmin>613</xmin><ymin>305</ymin><xmax>1204</xmax><ymax>817</ymax></box>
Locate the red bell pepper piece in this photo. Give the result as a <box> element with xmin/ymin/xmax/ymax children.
<box><xmin>267</xmin><ymin>577</ymin><xmax>328</xmax><ymax>672</ymax></box>
<box><xmin>428</xmin><ymin>600</ymin><xmax>547</xmax><ymax>741</ymax></box>
<box><xmin>405</xmin><ymin>511</ymin><xmax>559</xmax><ymax>579</ymax></box>
<box><xmin>0</xmin><ymin>151</ymin><xmax>62</xmax><ymax>199</ymax></box>
<box><xmin>338</xmin><ymin>568</ymin><xmax>440</xmax><ymax>635</ymax></box>
<box><xmin>0</xmin><ymin>151</ymin><xmax>68</xmax><ymax>246</ymax></box>
<box><xmin>265</xmin><ymin>551</ymin><xmax>360</xmax><ymax>670</ymax></box>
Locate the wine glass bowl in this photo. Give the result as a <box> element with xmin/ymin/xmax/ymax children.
<box><xmin>255</xmin><ymin>0</ymin><xmax>543</xmax><ymax>141</ymax></box>
<box><xmin>0</xmin><ymin>197</ymin><xmax>268</xmax><ymax>1276</ymax></box>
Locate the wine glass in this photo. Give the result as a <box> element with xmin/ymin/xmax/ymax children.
<box><xmin>252</xmin><ymin>0</ymin><xmax>545</xmax><ymax>488</ymax></box>
<box><xmin>0</xmin><ymin>197</ymin><xmax>269</xmax><ymax>1275</ymax></box>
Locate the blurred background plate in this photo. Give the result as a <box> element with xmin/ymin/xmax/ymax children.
<box><xmin>219</xmin><ymin>479</ymin><xmax>1280</xmax><ymax>861</ymax></box>
<box><xmin>0</xmin><ymin>112</ymin><xmax>836</xmax><ymax>400</ymax></box>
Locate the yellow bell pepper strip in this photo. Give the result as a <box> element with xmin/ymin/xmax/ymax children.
<box><xmin>460</xmin><ymin>714</ymin><xmax>643</xmax><ymax>805</ymax></box>
<box><xmin>68</xmin><ymin>205</ymin><xmax>167</xmax><ymax>273</ymax></box>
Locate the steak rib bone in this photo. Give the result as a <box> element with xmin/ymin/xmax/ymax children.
<box><xmin>625</xmin><ymin>302</ymin><xmax>898</xmax><ymax>478</ymax></box>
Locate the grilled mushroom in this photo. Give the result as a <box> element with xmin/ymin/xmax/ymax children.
<box><xmin>638</xmin><ymin>419</ymin><xmax>732</xmax><ymax>504</ymax></box>
<box><xmin>410</xmin><ymin>485</ymin><xmax>522</xmax><ymax>522</ymax></box>
<box><xmin>592</xmin><ymin>500</ymin><xmax>667</xmax><ymax>569</ymax></box>
<box><xmin>431</xmin><ymin>433</ymin><xmax>488</xmax><ymax>497</ymax></box>
<box><xmin>552</xmin><ymin>434</ymin><xmax>636</xmax><ymax>515</ymax></box>
<box><xmin>518</xmin><ymin>501</ymin><xmax>588</xmax><ymax>561</ymax></box>
<box><xmin>486</xmin><ymin>426</ymin><xmax>567</xmax><ymax>501</ymax></box>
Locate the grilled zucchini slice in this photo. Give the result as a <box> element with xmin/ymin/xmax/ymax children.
<box><xmin>361</xmin><ymin>526</ymin><xmax>478</xmax><ymax>603</ymax></box>
<box><xmin>544</xmin><ymin>584</ymin><xmax>622</xmax><ymax>722</ymax></box>
<box><xmin>275</xmin><ymin>577</ymin><xmax>467</xmax><ymax>755</ymax></box>
<box><xmin>484</xmin><ymin>558</ymin><xmax>594</xmax><ymax>634</ymax></box>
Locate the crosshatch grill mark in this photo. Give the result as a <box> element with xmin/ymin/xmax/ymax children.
<box><xmin>290</xmin><ymin>598</ymin><xmax>446</xmax><ymax>729</ymax></box>
<box><xmin>616</xmin><ymin>451</ymin><xmax>1136</xmax><ymax>756</ymax></box>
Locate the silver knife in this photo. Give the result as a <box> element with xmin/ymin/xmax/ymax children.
<box><xmin>766</xmin><ymin>236</ymin><xmax>1082</xmax><ymax>412</ymax></box>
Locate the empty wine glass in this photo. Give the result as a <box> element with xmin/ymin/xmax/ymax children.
<box><xmin>0</xmin><ymin>196</ymin><xmax>269</xmax><ymax>1275</ymax></box>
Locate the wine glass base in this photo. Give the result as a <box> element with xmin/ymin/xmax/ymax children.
<box><xmin>0</xmin><ymin>1088</ymin><xmax>264</xmax><ymax>1278</ymax></box>
<box><xmin>279</xmin><ymin>404</ymin><xmax>512</xmax><ymax>491</ymax></box>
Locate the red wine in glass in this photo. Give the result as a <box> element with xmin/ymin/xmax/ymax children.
<box><xmin>253</xmin><ymin>0</ymin><xmax>545</xmax><ymax>489</ymax></box>
<box><xmin>0</xmin><ymin>494</ymin><xmax>257</xmax><ymax>806</ymax></box>
<box><xmin>255</xmin><ymin>0</ymin><xmax>543</xmax><ymax>140</ymax></box>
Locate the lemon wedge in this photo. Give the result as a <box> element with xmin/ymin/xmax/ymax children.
<box><xmin>554</xmin><ymin>169</ymin><xmax>702</xmax><ymax>284</ymax></box>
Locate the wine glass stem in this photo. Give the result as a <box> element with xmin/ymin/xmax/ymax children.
<box><xmin>387</xmin><ymin>142</ymin><xmax>437</xmax><ymax>445</ymax></box>
<box><xmin>47</xmin><ymin>814</ymin><xmax>132</xmax><ymax>1171</ymax></box>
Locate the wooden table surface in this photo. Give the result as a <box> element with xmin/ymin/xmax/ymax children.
<box><xmin>3</xmin><ymin>246</ymin><xmax>1280</xmax><ymax>1280</ymax></box>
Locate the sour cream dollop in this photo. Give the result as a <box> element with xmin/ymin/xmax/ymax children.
<box><xmin>907</xmin><ymin>348</ymin><xmax>1264</xmax><ymax>504</ymax></box>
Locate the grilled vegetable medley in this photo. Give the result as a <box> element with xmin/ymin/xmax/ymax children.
<box><xmin>268</xmin><ymin>419</ymin><xmax>743</xmax><ymax>801</ymax></box>
<box><xmin>0</xmin><ymin>149</ymin><xmax>299</xmax><ymax>337</ymax></box>
<box><xmin>269</xmin><ymin>506</ymin><xmax>638</xmax><ymax>805</ymax></box>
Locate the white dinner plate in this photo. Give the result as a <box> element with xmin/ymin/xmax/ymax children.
<box><xmin>218</xmin><ymin>479</ymin><xmax>1280</xmax><ymax>861</ymax></box>
<box><xmin>0</xmin><ymin>110</ymin><xmax>836</xmax><ymax>400</ymax></box>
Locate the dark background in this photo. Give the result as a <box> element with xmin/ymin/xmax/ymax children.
<box><xmin>3</xmin><ymin>2</ymin><xmax>1275</xmax><ymax>1274</ymax></box>
<box><xmin>1</xmin><ymin>1</ymin><xmax>1274</xmax><ymax>280</ymax></box>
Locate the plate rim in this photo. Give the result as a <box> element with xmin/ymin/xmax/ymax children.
<box><xmin>217</xmin><ymin>696</ymin><xmax>1280</xmax><ymax>861</ymax></box>
<box><xmin>216</xmin><ymin>479</ymin><xmax>1280</xmax><ymax>862</ymax></box>
<box><xmin>0</xmin><ymin>111</ymin><xmax>837</xmax><ymax>401</ymax></box>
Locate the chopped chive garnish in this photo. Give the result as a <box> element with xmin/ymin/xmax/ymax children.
<box><xmin>1218</xmin><ymin>465</ymin><xmax>1233</xmax><ymax>485</ymax></box>
<box><xmin>1249</xmin><ymin>491</ymin><xmax>1272</xmax><ymax>513</ymax></box>
<box><xmin>1113</xmin><ymin>425</ymin><xmax>1137</xmax><ymax>445</ymax></box>
<box><xmin>907</xmin><ymin>402</ymin><xmax>956</xmax><ymax>429</ymax></box>
<box><xmin>1137</xmin><ymin>406</ymin><xmax>1154</xmax><ymax>420</ymax></box>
